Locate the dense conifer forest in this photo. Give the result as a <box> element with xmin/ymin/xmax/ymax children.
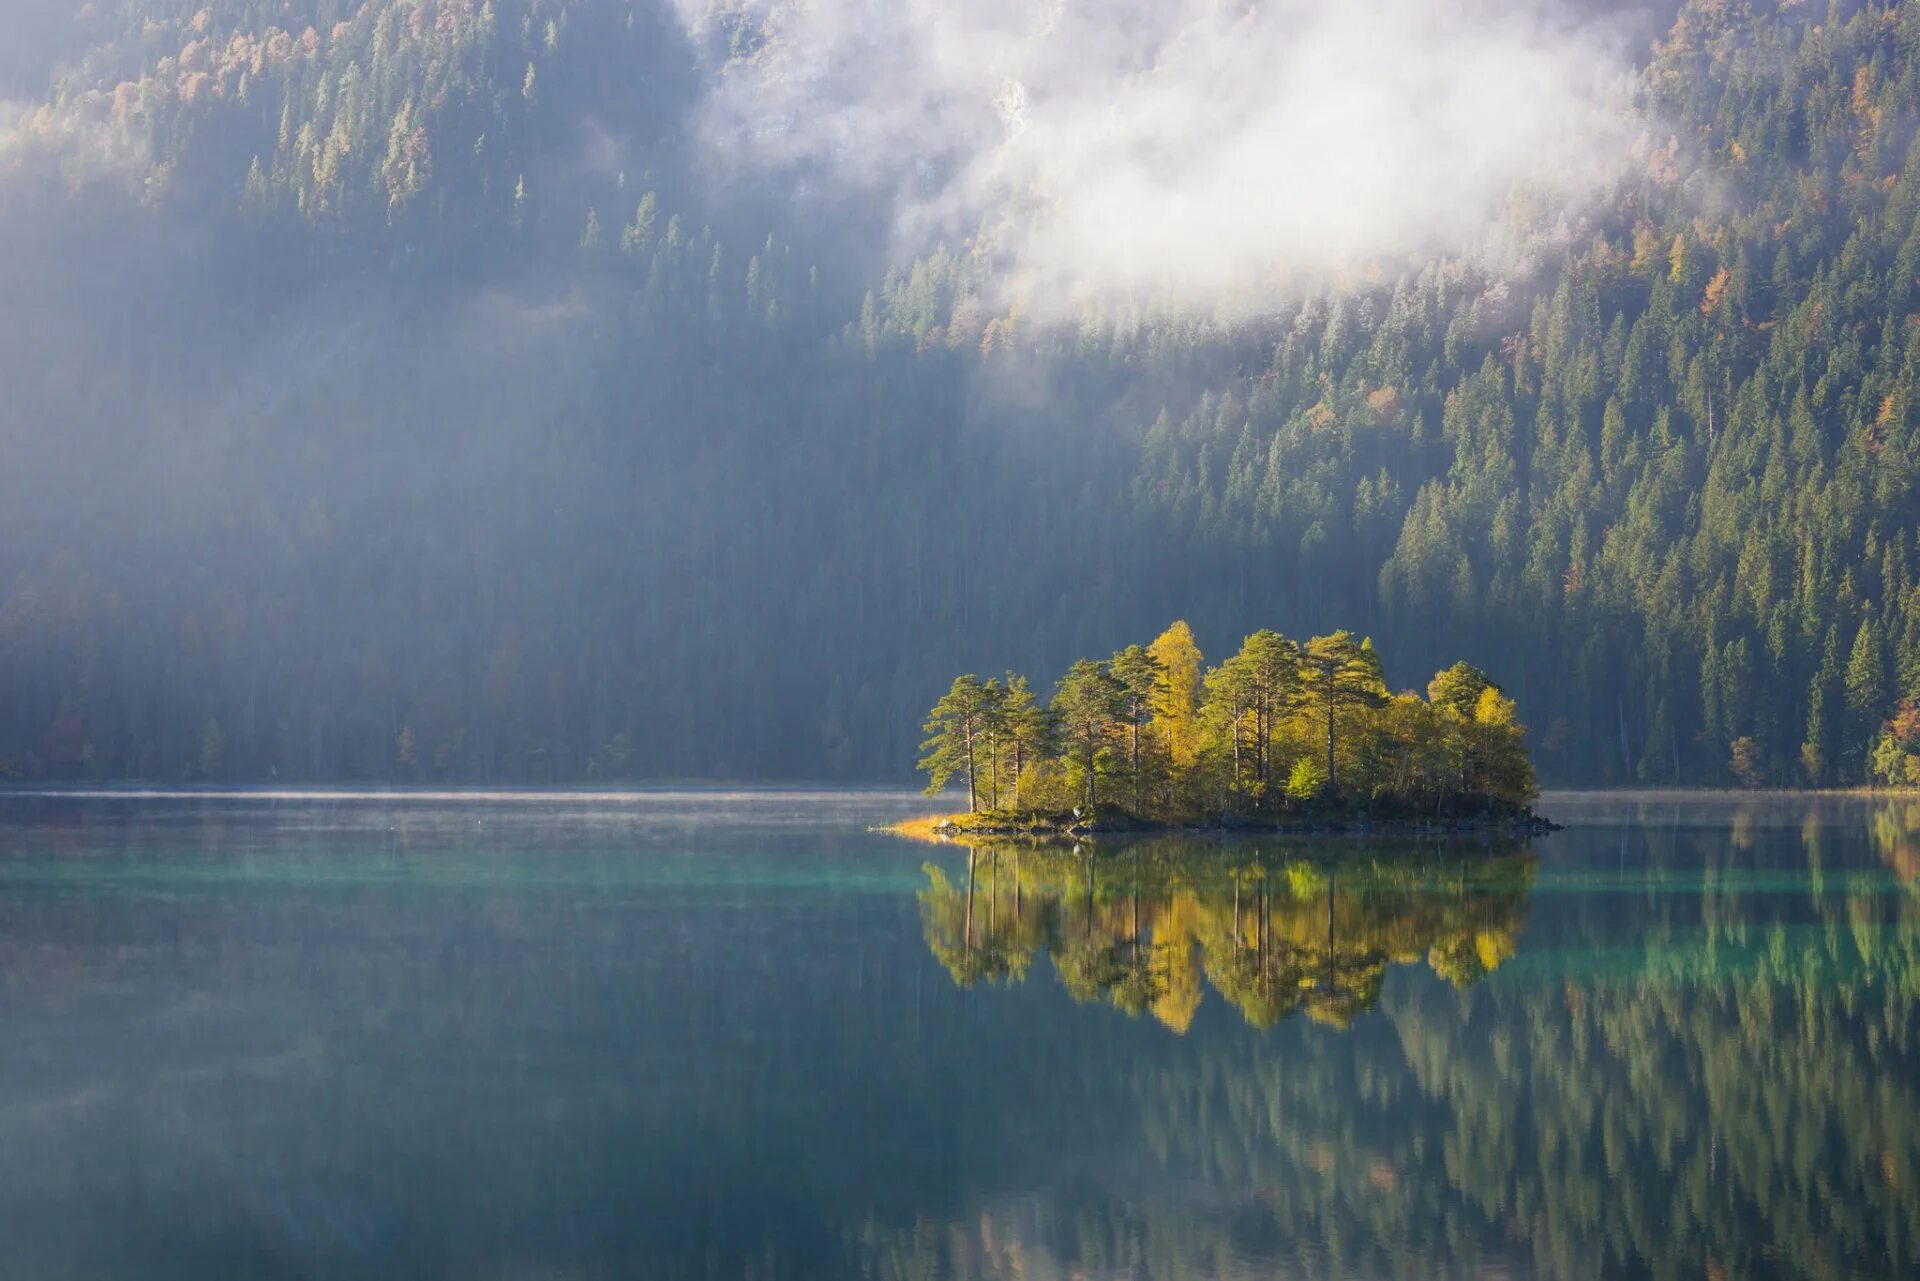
<box><xmin>7</xmin><ymin>0</ymin><xmax>1920</xmax><ymax>786</ymax></box>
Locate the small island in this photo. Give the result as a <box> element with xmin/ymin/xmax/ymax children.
<box><xmin>895</xmin><ymin>621</ymin><xmax>1547</xmax><ymax>839</ymax></box>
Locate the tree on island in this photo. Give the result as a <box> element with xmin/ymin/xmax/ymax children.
<box><xmin>915</xmin><ymin>621</ymin><xmax>1537</xmax><ymax>822</ymax></box>
<box><xmin>920</xmin><ymin>674</ymin><xmax>997</xmax><ymax>812</ymax></box>
<box><xmin>1052</xmin><ymin>659</ymin><xmax>1126</xmax><ymax>809</ymax></box>
<box><xmin>1147</xmin><ymin>621</ymin><xmax>1204</xmax><ymax>771</ymax></box>
<box><xmin>1110</xmin><ymin>645</ymin><xmax>1165</xmax><ymax>813</ymax></box>
<box><xmin>1297</xmin><ymin>631</ymin><xmax>1388</xmax><ymax>796</ymax></box>
<box><xmin>999</xmin><ymin>673</ymin><xmax>1051</xmax><ymax>810</ymax></box>
<box><xmin>1242</xmin><ymin>630</ymin><xmax>1304</xmax><ymax>795</ymax></box>
<box><xmin>1204</xmin><ymin>631</ymin><xmax>1296</xmax><ymax>802</ymax></box>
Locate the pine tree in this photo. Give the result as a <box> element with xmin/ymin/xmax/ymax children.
<box><xmin>1203</xmin><ymin>652</ymin><xmax>1259</xmax><ymax>797</ymax></box>
<box><xmin>1845</xmin><ymin>617</ymin><xmax>1886</xmax><ymax>776</ymax></box>
<box><xmin>1427</xmin><ymin>661</ymin><xmax>1493</xmax><ymax>720</ymax></box>
<box><xmin>1297</xmin><ymin>632</ymin><xmax>1389</xmax><ymax>796</ymax></box>
<box><xmin>1109</xmin><ymin>644</ymin><xmax>1164</xmax><ymax>812</ymax></box>
<box><xmin>1236</xmin><ymin>630</ymin><xmax>1302</xmax><ymax>797</ymax></box>
<box><xmin>999</xmin><ymin>673</ymin><xmax>1051</xmax><ymax>810</ymax></box>
<box><xmin>919</xmin><ymin>675</ymin><xmax>994</xmax><ymax>812</ymax></box>
<box><xmin>1052</xmin><ymin>660</ymin><xmax>1124</xmax><ymax>810</ymax></box>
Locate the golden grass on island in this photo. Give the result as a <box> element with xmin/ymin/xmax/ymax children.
<box><xmin>877</xmin><ymin>815</ymin><xmax>957</xmax><ymax>843</ymax></box>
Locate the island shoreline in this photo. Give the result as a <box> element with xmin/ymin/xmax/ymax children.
<box><xmin>881</xmin><ymin>810</ymin><xmax>1559</xmax><ymax>844</ymax></box>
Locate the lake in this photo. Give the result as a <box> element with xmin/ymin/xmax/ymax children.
<box><xmin>0</xmin><ymin>789</ymin><xmax>1913</xmax><ymax>1279</ymax></box>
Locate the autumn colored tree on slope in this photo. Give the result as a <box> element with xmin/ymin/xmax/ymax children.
<box><xmin>919</xmin><ymin>621</ymin><xmax>1536</xmax><ymax>820</ymax></box>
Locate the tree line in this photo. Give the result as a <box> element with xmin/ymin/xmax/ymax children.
<box><xmin>918</xmin><ymin>621</ymin><xmax>1536</xmax><ymax>821</ymax></box>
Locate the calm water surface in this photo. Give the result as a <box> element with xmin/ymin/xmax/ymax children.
<box><xmin>0</xmin><ymin>789</ymin><xmax>1914</xmax><ymax>1279</ymax></box>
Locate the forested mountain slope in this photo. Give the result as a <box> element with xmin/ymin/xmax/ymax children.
<box><xmin>4</xmin><ymin>0</ymin><xmax>1920</xmax><ymax>787</ymax></box>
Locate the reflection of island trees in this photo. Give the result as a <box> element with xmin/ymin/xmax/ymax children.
<box><xmin>884</xmin><ymin>811</ymin><xmax>1920</xmax><ymax>1281</ymax></box>
<box><xmin>918</xmin><ymin>840</ymin><xmax>1535</xmax><ymax>1031</ymax></box>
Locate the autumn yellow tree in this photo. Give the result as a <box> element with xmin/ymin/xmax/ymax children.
<box><xmin>1148</xmin><ymin>621</ymin><xmax>1204</xmax><ymax>768</ymax></box>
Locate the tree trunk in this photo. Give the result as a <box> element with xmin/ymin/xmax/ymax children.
<box><xmin>1231</xmin><ymin>712</ymin><xmax>1242</xmax><ymax>791</ymax></box>
<box><xmin>1086</xmin><ymin>732</ymin><xmax>1098</xmax><ymax>808</ymax></box>
<box><xmin>1257</xmin><ymin>704</ymin><xmax>1268</xmax><ymax>793</ymax></box>
<box><xmin>1325</xmin><ymin>691</ymin><xmax>1337</xmax><ymax>794</ymax></box>
<box><xmin>964</xmin><ymin>720</ymin><xmax>977</xmax><ymax>812</ymax></box>
<box><xmin>1130</xmin><ymin>709</ymin><xmax>1140</xmax><ymax>811</ymax></box>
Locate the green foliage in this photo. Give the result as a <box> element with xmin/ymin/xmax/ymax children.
<box><xmin>1108</xmin><ymin>644</ymin><xmax>1164</xmax><ymax>808</ymax></box>
<box><xmin>918</xmin><ymin>675</ymin><xmax>995</xmax><ymax>811</ymax></box>
<box><xmin>1426</xmin><ymin>662</ymin><xmax>1492</xmax><ymax>721</ymax></box>
<box><xmin>1297</xmin><ymin>632</ymin><xmax>1388</xmax><ymax>792</ymax></box>
<box><xmin>1285</xmin><ymin>755</ymin><xmax>1326</xmax><ymax>803</ymax></box>
<box><xmin>1051</xmin><ymin>659</ymin><xmax>1127</xmax><ymax>809</ymax></box>
<box><xmin>924</xmin><ymin>623</ymin><xmax>1536</xmax><ymax>822</ymax></box>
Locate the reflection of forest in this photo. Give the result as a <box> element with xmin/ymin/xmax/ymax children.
<box><xmin>6</xmin><ymin>799</ymin><xmax>1918</xmax><ymax>1279</ymax></box>
<box><xmin>884</xmin><ymin>808</ymin><xmax>1920</xmax><ymax>1281</ymax></box>
<box><xmin>918</xmin><ymin>839</ymin><xmax>1535</xmax><ymax>1031</ymax></box>
<box><xmin>1871</xmin><ymin>797</ymin><xmax>1920</xmax><ymax>887</ymax></box>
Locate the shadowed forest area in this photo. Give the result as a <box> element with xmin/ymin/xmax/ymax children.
<box><xmin>7</xmin><ymin>1</ymin><xmax>1920</xmax><ymax>787</ymax></box>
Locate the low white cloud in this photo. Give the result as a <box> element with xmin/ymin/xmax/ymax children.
<box><xmin>0</xmin><ymin>95</ymin><xmax>150</xmax><ymax>190</ymax></box>
<box><xmin>679</xmin><ymin>0</ymin><xmax>1641</xmax><ymax>313</ymax></box>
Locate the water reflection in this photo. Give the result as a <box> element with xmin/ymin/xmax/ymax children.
<box><xmin>1870</xmin><ymin>796</ymin><xmax>1920</xmax><ymax>884</ymax></box>
<box><xmin>891</xmin><ymin>803</ymin><xmax>1920</xmax><ymax>1280</ymax></box>
<box><xmin>920</xmin><ymin>839</ymin><xmax>1535</xmax><ymax>1030</ymax></box>
<box><xmin>0</xmin><ymin>792</ymin><xmax>1914</xmax><ymax>1279</ymax></box>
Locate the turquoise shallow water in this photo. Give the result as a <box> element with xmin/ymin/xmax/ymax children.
<box><xmin>0</xmin><ymin>789</ymin><xmax>1913</xmax><ymax>1279</ymax></box>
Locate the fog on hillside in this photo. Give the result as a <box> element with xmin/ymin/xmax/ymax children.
<box><xmin>2</xmin><ymin>0</ymin><xmax>1917</xmax><ymax>794</ymax></box>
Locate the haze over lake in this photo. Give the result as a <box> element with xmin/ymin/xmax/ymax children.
<box><xmin>0</xmin><ymin>789</ymin><xmax>1912</xmax><ymax>1279</ymax></box>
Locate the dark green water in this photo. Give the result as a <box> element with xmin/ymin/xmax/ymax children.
<box><xmin>0</xmin><ymin>790</ymin><xmax>1914</xmax><ymax>1279</ymax></box>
